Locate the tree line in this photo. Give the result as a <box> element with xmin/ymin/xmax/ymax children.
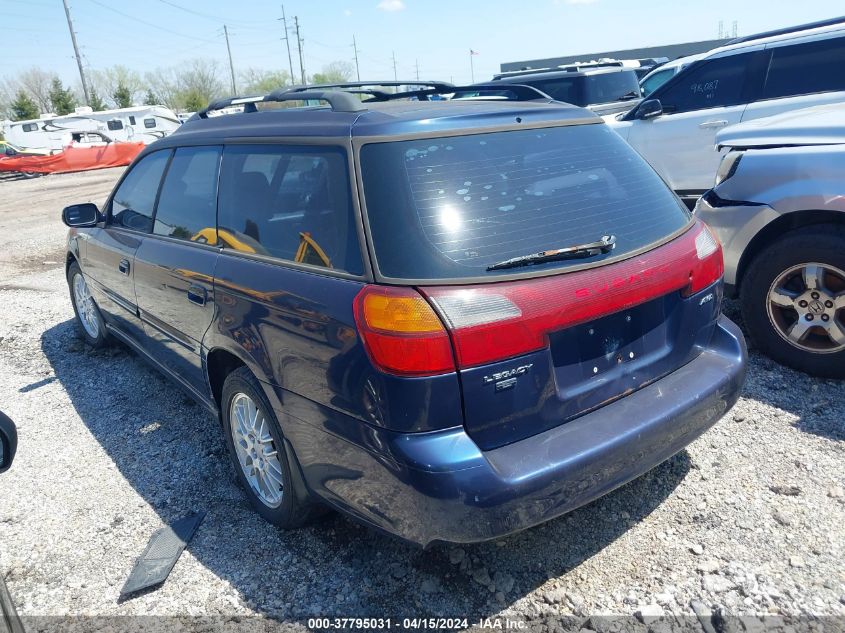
<box><xmin>1</xmin><ymin>60</ymin><xmax>355</xmax><ymax>121</ymax></box>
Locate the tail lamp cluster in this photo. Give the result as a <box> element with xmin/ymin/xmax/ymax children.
<box><xmin>354</xmin><ymin>221</ymin><xmax>723</xmax><ymax>377</ymax></box>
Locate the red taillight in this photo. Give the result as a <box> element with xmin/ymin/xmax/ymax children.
<box><xmin>683</xmin><ymin>222</ymin><xmax>723</xmax><ymax>296</ymax></box>
<box><xmin>421</xmin><ymin>221</ymin><xmax>723</xmax><ymax>369</ymax></box>
<box><xmin>356</xmin><ymin>222</ymin><xmax>722</xmax><ymax>375</ymax></box>
<box><xmin>353</xmin><ymin>286</ymin><xmax>456</xmax><ymax>376</ymax></box>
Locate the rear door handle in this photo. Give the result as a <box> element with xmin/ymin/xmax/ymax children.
<box><xmin>699</xmin><ymin>120</ymin><xmax>728</xmax><ymax>129</ymax></box>
<box><xmin>187</xmin><ymin>284</ymin><xmax>207</xmax><ymax>306</ymax></box>
<box><xmin>118</xmin><ymin>259</ymin><xmax>130</xmax><ymax>275</ymax></box>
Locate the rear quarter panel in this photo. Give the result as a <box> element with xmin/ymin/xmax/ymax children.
<box><xmin>203</xmin><ymin>255</ymin><xmax>465</xmax><ymax>438</ymax></box>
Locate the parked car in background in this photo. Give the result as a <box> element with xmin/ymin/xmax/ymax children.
<box><xmin>607</xmin><ymin>17</ymin><xmax>845</xmax><ymax>208</ymax></box>
<box><xmin>0</xmin><ymin>140</ymin><xmax>50</xmax><ymax>157</ymax></box>
<box><xmin>696</xmin><ymin>102</ymin><xmax>845</xmax><ymax>378</ymax></box>
<box><xmin>61</xmin><ymin>82</ymin><xmax>745</xmax><ymax>546</ymax></box>
<box><xmin>491</xmin><ymin>62</ymin><xmax>642</xmax><ymax>116</ymax></box>
<box><xmin>639</xmin><ymin>53</ymin><xmax>704</xmax><ymax>97</ymax></box>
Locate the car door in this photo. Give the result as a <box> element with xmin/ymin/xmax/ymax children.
<box><xmin>742</xmin><ymin>33</ymin><xmax>845</xmax><ymax>124</ymax></box>
<box><xmin>624</xmin><ymin>50</ymin><xmax>762</xmax><ymax>196</ymax></box>
<box><xmin>82</xmin><ymin>149</ymin><xmax>171</xmax><ymax>343</ymax></box>
<box><xmin>133</xmin><ymin>146</ymin><xmax>222</xmax><ymax>400</ymax></box>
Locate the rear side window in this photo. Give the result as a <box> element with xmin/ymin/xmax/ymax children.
<box><xmin>360</xmin><ymin>124</ymin><xmax>690</xmax><ymax>280</ymax></box>
<box><xmin>217</xmin><ymin>145</ymin><xmax>363</xmax><ymax>274</ymax></box>
<box><xmin>583</xmin><ymin>71</ymin><xmax>640</xmax><ymax>103</ymax></box>
<box><xmin>656</xmin><ymin>53</ymin><xmax>751</xmax><ymax>113</ymax></box>
<box><xmin>522</xmin><ymin>78</ymin><xmax>582</xmax><ymax>105</ymax></box>
<box><xmin>111</xmin><ymin>150</ymin><xmax>171</xmax><ymax>232</ymax></box>
<box><xmin>762</xmin><ymin>37</ymin><xmax>845</xmax><ymax>100</ymax></box>
<box><xmin>153</xmin><ymin>146</ymin><xmax>222</xmax><ymax>243</ymax></box>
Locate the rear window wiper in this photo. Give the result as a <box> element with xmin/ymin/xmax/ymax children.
<box><xmin>486</xmin><ymin>235</ymin><xmax>616</xmax><ymax>271</ymax></box>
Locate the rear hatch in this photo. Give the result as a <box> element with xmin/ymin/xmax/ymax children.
<box><xmin>357</xmin><ymin>122</ymin><xmax>723</xmax><ymax>450</ymax></box>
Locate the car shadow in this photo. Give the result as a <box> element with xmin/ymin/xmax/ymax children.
<box><xmin>42</xmin><ymin>318</ymin><xmax>691</xmax><ymax>620</ymax></box>
<box><xmin>722</xmin><ymin>299</ymin><xmax>844</xmax><ymax>442</ymax></box>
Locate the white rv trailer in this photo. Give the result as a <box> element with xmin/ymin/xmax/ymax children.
<box><xmin>1</xmin><ymin>105</ymin><xmax>180</xmax><ymax>152</ymax></box>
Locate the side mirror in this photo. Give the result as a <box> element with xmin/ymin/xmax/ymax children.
<box><xmin>62</xmin><ymin>203</ymin><xmax>100</xmax><ymax>227</ymax></box>
<box><xmin>0</xmin><ymin>411</ymin><xmax>17</xmax><ymax>474</ymax></box>
<box><xmin>637</xmin><ymin>99</ymin><xmax>663</xmax><ymax>120</ymax></box>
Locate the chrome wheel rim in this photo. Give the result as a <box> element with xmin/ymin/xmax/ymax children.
<box><xmin>766</xmin><ymin>262</ymin><xmax>845</xmax><ymax>354</ymax></box>
<box><xmin>229</xmin><ymin>392</ymin><xmax>284</xmax><ymax>508</ymax></box>
<box><xmin>72</xmin><ymin>273</ymin><xmax>100</xmax><ymax>339</ymax></box>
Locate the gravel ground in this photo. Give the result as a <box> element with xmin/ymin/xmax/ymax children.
<box><xmin>0</xmin><ymin>170</ymin><xmax>843</xmax><ymax>631</ymax></box>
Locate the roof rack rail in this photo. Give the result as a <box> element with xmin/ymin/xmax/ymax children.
<box><xmin>727</xmin><ymin>15</ymin><xmax>845</xmax><ymax>45</ymax></box>
<box><xmin>194</xmin><ymin>88</ymin><xmax>366</xmax><ymax>119</ymax></box>
<box><xmin>189</xmin><ymin>80</ymin><xmax>555</xmax><ymax>121</ymax></box>
<box><xmin>454</xmin><ymin>83</ymin><xmax>553</xmax><ymax>101</ymax></box>
<box><xmin>287</xmin><ymin>80</ymin><xmax>455</xmax><ymax>102</ymax></box>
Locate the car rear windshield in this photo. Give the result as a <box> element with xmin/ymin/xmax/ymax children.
<box><xmin>360</xmin><ymin>123</ymin><xmax>690</xmax><ymax>281</ymax></box>
<box><xmin>510</xmin><ymin>71</ymin><xmax>640</xmax><ymax>106</ymax></box>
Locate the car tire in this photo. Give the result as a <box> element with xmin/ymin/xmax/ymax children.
<box><xmin>67</xmin><ymin>261</ymin><xmax>110</xmax><ymax>348</ymax></box>
<box><xmin>221</xmin><ymin>366</ymin><xmax>320</xmax><ymax>528</ymax></box>
<box><xmin>740</xmin><ymin>226</ymin><xmax>845</xmax><ymax>378</ymax></box>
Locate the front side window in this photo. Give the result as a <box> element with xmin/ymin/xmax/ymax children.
<box><xmin>762</xmin><ymin>36</ymin><xmax>845</xmax><ymax>100</ymax></box>
<box><xmin>655</xmin><ymin>53</ymin><xmax>750</xmax><ymax>114</ymax></box>
<box><xmin>110</xmin><ymin>150</ymin><xmax>171</xmax><ymax>232</ymax></box>
<box><xmin>361</xmin><ymin>124</ymin><xmax>689</xmax><ymax>280</ymax></box>
<box><xmin>217</xmin><ymin>144</ymin><xmax>363</xmax><ymax>274</ymax></box>
<box><xmin>153</xmin><ymin>146</ymin><xmax>222</xmax><ymax>242</ymax></box>
<box><xmin>107</xmin><ymin>119</ymin><xmax>123</xmax><ymax>131</ymax></box>
<box><xmin>641</xmin><ymin>68</ymin><xmax>673</xmax><ymax>97</ymax></box>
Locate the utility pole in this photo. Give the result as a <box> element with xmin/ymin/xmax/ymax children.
<box><xmin>223</xmin><ymin>25</ymin><xmax>236</xmax><ymax>94</ymax></box>
<box><xmin>280</xmin><ymin>5</ymin><xmax>295</xmax><ymax>85</ymax></box>
<box><xmin>392</xmin><ymin>51</ymin><xmax>398</xmax><ymax>82</ymax></box>
<box><xmin>415</xmin><ymin>59</ymin><xmax>420</xmax><ymax>81</ymax></box>
<box><xmin>294</xmin><ymin>16</ymin><xmax>306</xmax><ymax>85</ymax></box>
<box><xmin>62</xmin><ymin>0</ymin><xmax>90</xmax><ymax>106</ymax></box>
<box><xmin>352</xmin><ymin>35</ymin><xmax>361</xmax><ymax>82</ymax></box>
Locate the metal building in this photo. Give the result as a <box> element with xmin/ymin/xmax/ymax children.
<box><xmin>499</xmin><ymin>39</ymin><xmax>731</xmax><ymax>73</ymax></box>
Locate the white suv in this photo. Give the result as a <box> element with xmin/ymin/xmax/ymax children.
<box><xmin>607</xmin><ymin>17</ymin><xmax>845</xmax><ymax>206</ymax></box>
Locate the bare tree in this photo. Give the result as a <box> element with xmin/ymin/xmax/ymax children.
<box><xmin>239</xmin><ymin>68</ymin><xmax>291</xmax><ymax>94</ymax></box>
<box><xmin>90</xmin><ymin>65</ymin><xmax>144</xmax><ymax>108</ymax></box>
<box><xmin>144</xmin><ymin>67</ymin><xmax>181</xmax><ymax>111</ymax></box>
<box><xmin>16</xmin><ymin>67</ymin><xmax>54</xmax><ymax>113</ymax></box>
<box><xmin>176</xmin><ymin>59</ymin><xmax>225</xmax><ymax>107</ymax></box>
<box><xmin>310</xmin><ymin>61</ymin><xmax>354</xmax><ymax>85</ymax></box>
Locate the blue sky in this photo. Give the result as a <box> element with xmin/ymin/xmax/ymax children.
<box><xmin>2</xmin><ymin>0</ymin><xmax>843</xmax><ymax>88</ymax></box>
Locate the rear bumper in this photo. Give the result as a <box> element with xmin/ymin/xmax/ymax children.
<box><xmin>289</xmin><ymin>316</ymin><xmax>746</xmax><ymax>547</ymax></box>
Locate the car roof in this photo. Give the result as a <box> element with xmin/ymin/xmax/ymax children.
<box><xmin>704</xmin><ymin>20</ymin><xmax>845</xmax><ymax>59</ymax></box>
<box><xmin>495</xmin><ymin>67</ymin><xmax>634</xmax><ymax>82</ymax></box>
<box><xmin>160</xmin><ymin>99</ymin><xmax>599</xmax><ymax>145</ymax></box>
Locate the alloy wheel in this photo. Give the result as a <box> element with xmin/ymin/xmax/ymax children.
<box><xmin>72</xmin><ymin>273</ymin><xmax>100</xmax><ymax>339</ymax></box>
<box><xmin>229</xmin><ymin>392</ymin><xmax>284</xmax><ymax>508</ymax></box>
<box><xmin>766</xmin><ymin>262</ymin><xmax>845</xmax><ymax>354</ymax></box>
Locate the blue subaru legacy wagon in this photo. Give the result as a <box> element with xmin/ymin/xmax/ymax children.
<box><xmin>61</xmin><ymin>82</ymin><xmax>746</xmax><ymax>546</ymax></box>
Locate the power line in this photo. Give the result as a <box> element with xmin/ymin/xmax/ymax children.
<box><xmin>62</xmin><ymin>0</ymin><xmax>90</xmax><ymax>106</ymax></box>
<box><xmin>154</xmin><ymin>0</ymin><xmax>268</xmax><ymax>26</ymax></box>
<box><xmin>86</xmin><ymin>0</ymin><xmax>221</xmax><ymax>44</ymax></box>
